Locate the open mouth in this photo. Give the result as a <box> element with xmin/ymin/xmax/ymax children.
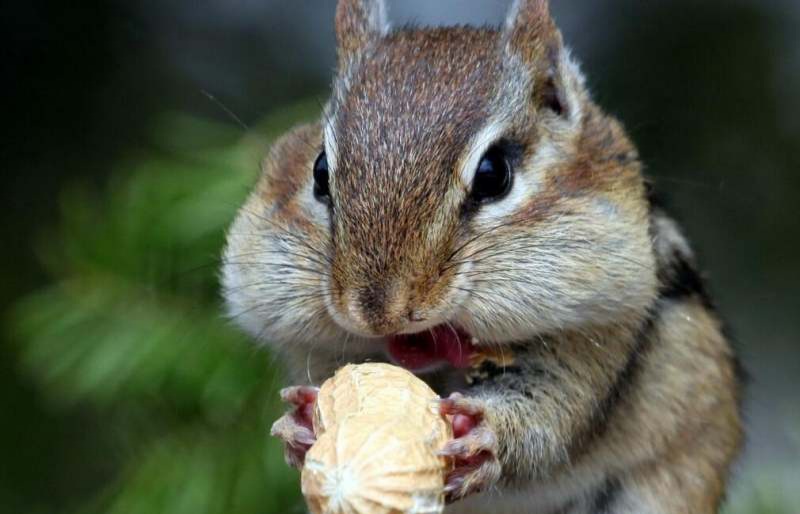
<box><xmin>387</xmin><ymin>325</ymin><xmax>477</xmax><ymax>372</ymax></box>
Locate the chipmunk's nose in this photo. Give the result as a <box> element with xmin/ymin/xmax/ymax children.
<box><xmin>345</xmin><ymin>280</ymin><xmax>417</xmax><ymax>336</ymax></box>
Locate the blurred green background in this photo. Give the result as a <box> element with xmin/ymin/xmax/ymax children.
<box><xmin>1</xmin><ymin>1</ymin><xmax>798</xmax><ymax>513</ymax></box>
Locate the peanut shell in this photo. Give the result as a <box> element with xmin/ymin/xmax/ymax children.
<box><xmin>301</xmin><ymin>363</ymin><xmax>452</xmax><ymax>514</ymax></box>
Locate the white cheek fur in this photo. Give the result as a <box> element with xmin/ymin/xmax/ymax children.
<box><xmin>221</xmin><ymin>170</ymin><xmax>337</xmax><ymax>349</ymax></box>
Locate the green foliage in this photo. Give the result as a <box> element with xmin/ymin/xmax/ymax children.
<box><xmin>725</xmin><ymin>472</ymin><xmax>796</xmax><ymax>514</ymax></box>
<box><xmin>10</xmin><ymin>105</ymin><xmax>318</xmax><ymax>514</ymax></box>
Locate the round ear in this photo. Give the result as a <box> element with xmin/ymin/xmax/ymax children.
<box><xmin>502</xmin><ymin>0</ymin><xmax>583</xmax><ymax>120</ymax></box>
<box><xmin>336</xmin><ymin>0</ymin><xmax>389</xmax><ymax>65</ymax></box>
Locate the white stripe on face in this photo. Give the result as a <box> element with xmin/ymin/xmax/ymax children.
<box><xmin>458</xmin><ymin>119</ymin><xmax>509</xmax><ymax>188</ymax></box>
<box><xmin>323</xmin><ymin>120</ymin><xmax>339</xmax><ymax>172</ymax></box>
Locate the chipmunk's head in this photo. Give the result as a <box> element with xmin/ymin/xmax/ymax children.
<box><xmin>223</xmin><ymin>0</ymin><xmax>658</xmax><ymax>361</ymax></box>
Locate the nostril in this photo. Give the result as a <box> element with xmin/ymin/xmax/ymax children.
<box><xmin>358</xmin><ymin>284</ymin><xmax>386</xmax><ymax>317</ymax></box>
<box><xmin>346</xmin><ymin>280</ymin><xmax>413</xmax><ymax>334</ymax></box>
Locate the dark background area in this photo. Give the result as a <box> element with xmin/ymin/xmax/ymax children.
<box><xmin>2</xmin><ymin>1</ymin><xmax>798</xmax><ymax>512</ymax></box>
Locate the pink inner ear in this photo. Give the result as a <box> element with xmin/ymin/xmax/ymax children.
<box><xmin>388</xmin><ymin>326</ymin><xmax>476</xmax><ymax>371</ymax></box>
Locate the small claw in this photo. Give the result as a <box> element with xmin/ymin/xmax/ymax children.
<box><xmin>439</xmin><ymin>392</ymin><xmax>485</xmax><ymax>418</ymax></box>
<box><xmin>443</xmin><ymin>476</ymin><xmax>464</xmax><ymax>496</ymax></box>
<box><xmin>271</xmin><ymin>385</ymin><xmax>320</xmax><ymax>469</ymax></box>
<box><xmin>438</xmin><ymin>426</ymin><xmax>498</xmax><ymax>459</ymax></box>
<box><xmin>437</xmin><ymin>393</ymin><xmax>502</xmax><ymax>502</ymax></box>
<box><xmin>439</xmin><ymin>439</ymin><xmax>468</xmax><ymax>458</ymax></box>
<box><xmin>444</xmin><ymin>457</ymin><xmax>502</xmax><ymax>502</ymax></box>
<box><xmin>270</xmin><ymin>414</ymin><xmax>316</xmax><ymax>447</ymax></box>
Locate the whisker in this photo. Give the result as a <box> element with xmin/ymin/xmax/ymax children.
<box><xmin>235</xmin><ymin>205</ymin><xmax>333</xmax><ymax>265</ymax></box>
<box><xmin>200</xmin><ymin>89</ymin><xmax>250</xmax><ymax>131</ymax></box>
<box><xmin>222</xmin><ymin>262</ymin><xmax>331</xmax><ymax>279</ymax></box>
<box><xmin>222</xmin><ymin>247</ymin><xmax>331</xmax><ymax>270</ymax></box>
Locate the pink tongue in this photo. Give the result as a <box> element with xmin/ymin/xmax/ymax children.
<box><xmin>388</xmin><ymin>326</ymin><xmax>475</xmax><ymax>371</ymax></box>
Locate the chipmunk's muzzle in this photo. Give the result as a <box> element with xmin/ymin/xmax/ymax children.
<box><xmin>327</xmin><ymin>163</ymin><xmax>463</xmax><ymax>338</ymax></box>
<box><xmin>330</xmin><ymin>240</ymin><xmax>462</xmax><ymax>333</ymax></box>
<box><xmin>338</xmin><ymin>277</ymin><xmax>431</xmax><ymax>336</ymax></box>
<box><xmin>333</xmin><ymin>274</ymin><xmax>478</xmax><ymax>373</ymax></box>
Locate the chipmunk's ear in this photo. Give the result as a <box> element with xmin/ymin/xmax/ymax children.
<box><xmin>504</xmin><ymin>0</ymin><xmax>558</xmax><ymax>52</ymax></box>
<box><xmin>503</xmin><ymin>0</ymin><xmax>584</xmax><ymax>119</ymax></box>
<box><xmin>336</xmin><ymin>0</ymin><xmax>389</xmax><ymax>64</ymax></box>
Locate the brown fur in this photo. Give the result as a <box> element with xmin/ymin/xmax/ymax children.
<box><xmin>329</xmin><ymin>27</ymin><xmax>503</xmax><ymax>334</ymax></box>
<box><xmin>222</xmin><ymin>1</ymin><xmax>743</xmax><ymax>512</ymax></box>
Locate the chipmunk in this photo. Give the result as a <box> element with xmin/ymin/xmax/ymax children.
<box><xmin>222</xmin><ymin>0</ymin><xmax>744</xmax><ymax>512</ymax></box>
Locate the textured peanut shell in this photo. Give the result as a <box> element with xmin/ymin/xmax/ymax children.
<box><xmin>301</xmin><ymin>363</ymin><xmax>452</xmax><ymax>514</ymax></box>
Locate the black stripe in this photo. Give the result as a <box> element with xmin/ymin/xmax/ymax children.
<box><xmin>592</xmin><ymin>476</ymin><xmax>622</xmax><ymax>513</ymax></box>
<box><xmin>658</xmin><ymin>250</ymin><xmax>749</xmax><ymax>404</ymax></box>
<box><xmin>465</xmin><ymin>360</ymin><xmax>523</xmax><ymax>387</ymax></box>
<box><xmin>582</xmin><ymin>249</ymin><xmax>719</xmax><ymax>451</ymax></box>
<box><xmin>646</xmin><ymin>184</ymin><xmax>712</xmax><ymax>308</ymax></box>
<box><xmin>658</xmin><ymin>250</ymin><xmax>713</xmax><ymax>308</ymax></box>
<box><xmin>601</xmin><ymin>314</ymin><xmax>655</xmax><ymax>412</ymax></box>
<box><xmin>574</xmin><ymin>248</ymin><xmax>721</xmax><ymax>456</ymax></box>
<box><xmin>570</xmin><ymin>309</ymin><xmax>658</xmax><ymax>457</ymax></box>
<box><xmin>644</xmin><ymin>178</ymin><xmax>667</xmax><ymax>211</ymax></box>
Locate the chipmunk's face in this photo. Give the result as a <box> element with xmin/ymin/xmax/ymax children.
<box><xmin>223</xmin><ymin>0</ymin><xmax>658</xmax><ymax>365</ymax></box>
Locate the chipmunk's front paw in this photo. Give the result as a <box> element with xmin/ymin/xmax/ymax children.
<box><xmin>438</xmin><ymin>393</ymin><xmax>502</xmax><ymax>502</ymax></box>
<box><xmin>270</xmin><ymin>386</ymin><xmax>319</xmax><ymax>468</ymax></box>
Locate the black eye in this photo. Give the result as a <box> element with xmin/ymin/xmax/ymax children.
<box><xmin>471</xmin><ymin>146</ymin><xmax>512</xmax><ymax>203</ymax></box>
<box><xmin>313</xmin><ymin>152</ymin><xmax>330</xmax><ymax>202</ymax></box>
